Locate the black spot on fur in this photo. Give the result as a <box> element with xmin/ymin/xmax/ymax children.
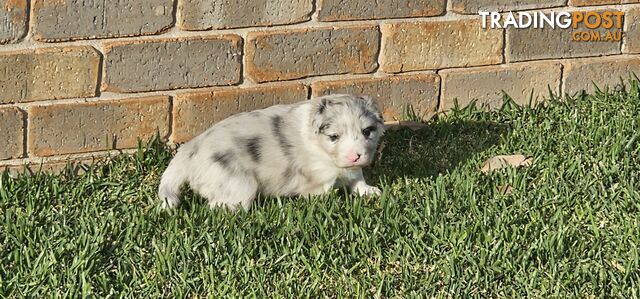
<box><xmin>211</xmin><ymin>151</ymin><xmax>234</xmax><ymax>170</ymax></box>
<box><xmin>244</xmin><ymin>137</ymin><xmax>262</xmax><ymax>163</ymax></box>
<box><xmin>318</xmin><ymin>123</ymin><xmax>331</xmax><ymax>134</ymax></box>
<box><xmin>271</xmin><ymin>116</ymin><xmax>294</xmax><ymax>156</ymax></box>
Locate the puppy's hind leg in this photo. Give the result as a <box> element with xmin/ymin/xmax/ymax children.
<box><xmin>158</xmin><ymin>152</ymin><xmax>189</xmax><ymax>208</ymax></box>
<box><xmin>197</xmin><ymin>164</ymin><xmax>259</xmax><ymax>211</ymax></box>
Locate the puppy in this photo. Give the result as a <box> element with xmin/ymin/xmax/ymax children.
<box><xmin>158</xmin><ymin>94</ymin><xmax>385</xmax><ymax>211</ymax></box>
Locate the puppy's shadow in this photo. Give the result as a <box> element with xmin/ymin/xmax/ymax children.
<box><xmin>366</xmin><ymin>120</ymin><xmax>509</xmax><ymax>182</ymax></box>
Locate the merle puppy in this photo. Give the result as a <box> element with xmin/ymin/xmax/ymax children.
<box><xmin>158</xmin><ymin>94</ymin><xmax>385</xmax><ymax>211</ymax></box>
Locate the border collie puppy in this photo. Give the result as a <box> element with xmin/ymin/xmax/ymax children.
<box><xmin>158</xmin><ymin>94</ymin><xmax>385</xmax><ymax>211</ymax></box>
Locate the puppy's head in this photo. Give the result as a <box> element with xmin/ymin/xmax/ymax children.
<box><xmin>311</xmin><ymin>94</ymin><xmax>385</xmax><ymax>168</ymax></box>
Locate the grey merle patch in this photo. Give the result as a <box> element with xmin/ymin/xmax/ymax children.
<box><xmin>244</xmin><ymin>136</ymin><xmax>262</xmax><ymax>163</ymax></box>
<box><xmin>211</xmin><ymin>151</ymin><xmax>234</xmax><ymax>170</ymax></box>
<box><xmin>271</xmin><ymin>115</ymin><xmax>294</xmax><ymax>156</ymax></box>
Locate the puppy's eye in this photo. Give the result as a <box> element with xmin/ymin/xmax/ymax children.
<box><xmin>328</xmin><ymin>134</ymin><xmax>340</xmax><ymax>142</ymax></box>
<box><xmin>362</xmin><ymin>126</ymin><xmax>377</xmax><ymax>138</ymax></box>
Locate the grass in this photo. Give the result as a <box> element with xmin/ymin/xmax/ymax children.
<box><xmin>2</xmin><ymin>83</ymin><xmax>640</xmax><ymax>298</ymax></box>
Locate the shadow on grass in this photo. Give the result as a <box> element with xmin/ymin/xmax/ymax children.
<box><xmin>366</xmin><ymin>120</ymin><xmax>509</xmax><ymax>182</ymax></box>
<box><xmin>169</xmin><ymin>119</ymin><xmax>510</xmax><ymax>211</ymax></box>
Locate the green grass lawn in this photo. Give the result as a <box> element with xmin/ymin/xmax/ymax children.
<box><xmin>2</xmin><ymin>83</ymin><xmax>640</xmax><ymax>298</ymax></box>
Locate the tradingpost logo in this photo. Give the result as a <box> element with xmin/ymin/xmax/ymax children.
<box><xmin>480</xmin><ymin>11</ymin><xmax>624</xmax><ymax>42</ymax></box>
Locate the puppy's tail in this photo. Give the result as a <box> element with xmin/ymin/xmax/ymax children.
<box><xmin>158</xmin><ymin>153</ymin><xmax>188</xmax><ymax>208</ymax></box>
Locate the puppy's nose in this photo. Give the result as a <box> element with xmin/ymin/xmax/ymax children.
<box><xmin>347</xmin><ymin>152</ymin><xmax>361</xmax><ymax>163</ymax></box>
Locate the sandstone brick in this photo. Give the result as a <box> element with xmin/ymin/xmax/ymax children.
<box><xmin>1</xmin><ymin>160</ymin><xmax>90</xmax><ymax>177</ymax></box>
<box><xmin>103</xmin><ymin>36</ymin><xmax>242</xmax><ymax>93</ymax></box>
<box><xmin>0</xmin><ymin>164</ymin><xmax>25</xmax><ymax>177</ymax></box>
<box><xmin>178</xmin><ymin>0</ymin><xmax>312</xmax><ymax>30</ymax></box>
<box><xmin>317</xmin><ymin>0</ymin><xmax>445</xmax><ymax>21</ymax></box>
<box><xmin>381</xmin><ymin>19</ymin><xmax>503</xmax><ymax>73</ymax></box>
<box><xmin>32</xmin><ymin>0</ymin><xmax>173</xmax><ymax>41</ymax></box>
<box><xmin>506</xmin><ymin>10</ymin><xmax>622</xmax><ymax>62</ymax></box>
<box><xmin>172</xmin><ymin>83</ymin><xmax>307</xmax><ymax>143</ymax></box>
<box><xmin>563</xmin><ymin>56</ymin><xmax>640</xmax><ymax>95</ymax></box>
<box><xmin>311</xmin><ymin>74</ymin><xmax>440</xmax><ymax>121</ymax></box>
<box><xmin>30</xmin><ymin>160</ymin><xmax>87</xmax><ymax>175</ymax></box>
<box><xmin>451</xmin><ymin>0</ymin><xmax>564</xmax><ymax>14</ymax></box>
<box><xmin>0</xmin><ymin>107</ymin><xmax>24</xmax><ymax>160</ymax></box>
<box><xmin>0</xmin><ymin>164</ymin><xmax>19</xmax><ymax>177</ymax></box>
<box><xmin>0</xmin><ymin>0</ymin><xmax>27</xmax><ymax>44</ymax></box>
<box><xmin>28</xmin><ymin>96</ymin><xmax>170</xmax><ymax>156</ymax></box>
<box><xmin>0</xmin><ymin>46</ymin><xmax>101</xmax><ymax>104</ymax></box>
<box><xmin>625</xmin><ymin>8</ymin><xmax>640</xmax><ymax>53</ymax></box>
<box><xmin>246</xmin><ymin>26</ymin><xmax>379</xmax><ymax>83</ymax></box>
<box><xmin>440</xmin><ymin>62</ymin><xmax>561</xmax><ymax>111</ymax></box>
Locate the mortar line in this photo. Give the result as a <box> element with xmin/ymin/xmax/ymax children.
<box><xmin>21</xmin><ymin>108</ymin><xmax>28</xmax><ymax>159</ymax></box>
<box><xmin>559</xmin><ymin>62</ymin><xmax>565</xmax><ymax>97</ymax></box>
<box><xmin>373</xmin><ymin>21</ymin><xmax>383</xmax><ymax>74</ymax></box>
<box><xmin>171</xmin><ymin>0</ymin><xmax>179</xmax><ymax>29</ymax></box>
<box><xmin>94</xmin><ymin>48</ymin><xmax>105</xmax><ymax>97</ymax></box>
<box><xmin>166</xmin><ymin>95</ymin><xmax>174</xmax><ymax>144</ymax></box>
<box><xmin>238</xmin><ymin>30</ymin><xmax>250</xmax><ymax>86</ymax></box>
<box><xmin>502</xmin><ymin>28</ymin><xmax>507</xmax><ymax>64</ymax></box>
<box><xmin>19</xmin><ymin>0</ymin><xmax>31</xmax><ymax>43</ymax></box>
<box><xmin>306</xmin><ymin>83</ymin><xmax>313</xmax><ymax>99</ymax></box>
<box><xmin>436</xmin><ymin>69</ymin><xmax>443</xmax><ymax>114</ymax></box>
<box><xmin>311</xmin><ymin>0</ymin><xmax>319</xmax><ymax>21</ymax></box>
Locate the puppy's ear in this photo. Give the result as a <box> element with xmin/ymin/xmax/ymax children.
<box><xmin>312</xmin><ymin>98</ymin><xmax>329</xmax><ymax>134</ymax></box>
<box><xmin>360</xmin><ymin>95</ymin><xmax>384</xmax><ymax>124</ymax></box>
<box><xmin>317</xmin><ymin>98</ymin><xmax>328</xmax><ymax>114</ymax></box>
<box><xmin>360</xmin><ymin>95</ymin><xmax>375</xmax><ymax>107</ymax></box>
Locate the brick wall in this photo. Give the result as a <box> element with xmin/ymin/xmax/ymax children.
<box><xmin>1</xmin><ymin>0</ymin><xmax>639</xmax><ymax>172</ymax></box>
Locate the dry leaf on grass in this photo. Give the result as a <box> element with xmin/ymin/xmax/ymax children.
<box><xmin>481</xmin><ymin>155</ymin><xmax>533</xmax><ymax>173</ymax></box>
<box><xmin>496</xmin><ymin>185</ymin><xmax>514</xmax><ymax>195</ymax></box>
<box><xmin>384</xmin><ymin>120</ymin><xmax>428</xmax><ymax>131</ymax></box>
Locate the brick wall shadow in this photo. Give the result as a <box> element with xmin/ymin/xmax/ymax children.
<box><xmin>366</xmin><ymin>120</ymin><xmax>508</xmax><ymax>181</ymax></box>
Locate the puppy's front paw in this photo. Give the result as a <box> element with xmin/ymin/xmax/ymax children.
<box><xmin>356</xmin><ymin>185</ymin><xmax>382</xmax><ymax>197</ymax></box>
<box><xmin>160</xmin><ymin>197</ymin><xmax>179</xmax><ymax>209</ymax></box>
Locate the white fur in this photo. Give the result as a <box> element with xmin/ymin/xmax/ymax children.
<box><xmin>158</xmin><ymin>94</ymin><xmax>385</xmax><ymax>211</ymax></box>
